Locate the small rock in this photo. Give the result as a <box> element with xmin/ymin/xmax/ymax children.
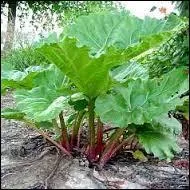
<box><xmin>120</xmin><ymin>181</ymin><xmax>147</xmax><ymax>189</ymax></box>
<box><xmin>119</xmin><ymin>166</ymin><xmax>133</xmax><ymax>175</ymax></box>
<box><xmin>159</xmin><ymin>166</ymin><xmax>175</xmax><ymax>173</ymax></box>
<box><xmin>10</xmin><ymin>148</ymin><xmax>19</xmax><ymax>157</ymax></box>
<box><xmin>173</xmin><ymin>159</ymin><xmax>189</xmax><ymax>169</ymax></box>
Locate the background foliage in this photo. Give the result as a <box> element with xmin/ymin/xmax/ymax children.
<box><xmin>138</xmin><ymin>17</ymin><xmax>189</xmax><ymax>78</ymax></box>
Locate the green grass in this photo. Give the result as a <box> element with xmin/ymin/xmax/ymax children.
<box><xmin>2</xmin><ymin>47</ymin><xmax>49</xmax><ymax>71</ymax></box>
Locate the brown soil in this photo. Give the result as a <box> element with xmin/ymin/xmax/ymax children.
<box><xmin>1</xmin><ymin>93</ymin><xmax>189</xmax><ymax>189</ymax></box>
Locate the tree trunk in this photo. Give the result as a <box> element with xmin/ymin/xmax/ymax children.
<box><xmin>4</xmin><ymin>1</ymin><xmax>17</xmax><ymax>53</ymax></box>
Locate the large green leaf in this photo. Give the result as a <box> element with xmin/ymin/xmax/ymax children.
<box><xmin>153</xmin><ymin>114</ymin><xmax>182</xmax><ymax>135</ymax></box>
<box><xmin>14</xmin><ymin>87</ymin><xmax>69</xmax><ymax>122</ymax></box>
<box><xmin>36</xmin><ymin>12</ymin><xmax>181</xmax><ymax>98</ymax></box>
<box><xmin>67</xmin><ymin>11</ymin><xmax>181</xmax><ymax>56</ymax></box>
<box><xmin>1</xmin><ymin>62</ymin><xmax>74</xmax><ymax>95</ymax></box>
<box><xmin>177</xmin><ymin>76</ymin><xmax>189</xmax><ymax>98</ymax></box>
<box><xmin>136</xmin><ymin>123</ymin><xmax>181</xmax><ymax>161</ymax></box>
<box><xmin>37</xmin><ymin>36</ymin><xmax>173</xmax><ymax>98</ymax></box>
<box><xmin>1</xmin><ymin>108</ymin><xmax>54</xmax><ymax>130</ymax></box>
<box><xmin>32</xmin><ymin>64</ymin><xmax>74</xmax><ymax>94</ymax></box>
<box><xmin>13</xmin><ymin>65</ymin><xmax>75</xmax><ymax>122</ymax></box>
<box><xmin>37</xmin><ymin>38</ymin><xmax>126</xmax><ymax>97</ymax></box>
<box><xmin>156</xmin><ymin>67</ymin><xmax>189</xmax><ymax>97</ymax></box>
<box><xmin>111</xmin><ymin>61</ymin><xmax>149</xmax><ymax>82</ymax></box>
<box><xmin>95</xmin><ymin>68</ymin><xmax>188</xmax><ymax>127</ymax></box>
<box><xmin>1</xmin><ymin>65</ymin><xmax>52</xmax><ymax>92</ymax></box>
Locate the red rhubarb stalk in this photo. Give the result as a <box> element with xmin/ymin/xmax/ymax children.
<box><xmin>25</xmin><ymin>121</ymin><xmax>72</xmax><ymax>157</ymax></box>
<box><xmin>96</xmin><ymin>117</ymin><xmax>104</xmax><ymax>157</ymax></box>
<box><xmin>70</xmin><ymin>111</ymin><xmax>85</xmax><ymax>148</ymax></box>
<box><xmin>99</xmin><ymin>128</ymin><xmax>126</xmax><ymax>168</ymax></box>
<box><xmin>59</xmin><ymin>111</ymin><xmax>70</xmax><ymax>151</ymax></box>
<box><xmin>87</xmin><ymin>98</ymin><xmax>96</xmax><ymax>161</ymax></box>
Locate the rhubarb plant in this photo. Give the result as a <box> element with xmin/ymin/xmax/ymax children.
<box><xmin>1</xmin><ymin>11</ymin><xmax>189</xmax><ymax>168</ymax></box>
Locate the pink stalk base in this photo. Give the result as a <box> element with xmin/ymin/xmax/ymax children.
<box><xmin>95</xmin><ymin>118</ymin><xmax>104</xmax><ymax>158</ymax></box>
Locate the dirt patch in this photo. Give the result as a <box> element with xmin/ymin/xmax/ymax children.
<box><xmin>1</xmin><ymin>93</ymin><xmax>189</xmax><ymax>189</ymax></box>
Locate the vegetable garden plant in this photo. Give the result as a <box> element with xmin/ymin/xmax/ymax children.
<box><xmin>1</xmin><ymin>11</ymin><xmax>189</xmax><ymax>169</ymax></box>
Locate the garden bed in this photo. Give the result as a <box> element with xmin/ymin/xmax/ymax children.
<box><xmin>1</xmin><ymin>93</ymin><xmax>189</xmax><ymax>189</ymax></box>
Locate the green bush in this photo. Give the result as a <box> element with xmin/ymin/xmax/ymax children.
<box><xmin>138</xmin><ymin>19</ymin><xmax>189</xmax><ymax>78</ymax></box>
<box><xmin>1</xmin><ymin>47</ymin><xmax>49</xmax><ymax>71</ymax></box>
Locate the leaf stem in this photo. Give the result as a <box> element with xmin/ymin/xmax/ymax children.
<box><xmin>25</xmin><ymin>121</ymin><xmax>72</xmax><ymax>157</ymax></box>
<box><xmin>77</xmin><ymin>124</ymin><xmax>82</xmax><ymax>149</ymax></box>
<box><xmin>70</xmin><ymin>110</ymin><xmax>86</xmax><ymax>148</ymax></box>
<box><xmin>59</xmin><ymin>111</ymin><xmax>70</xmax><ymax>151</ymax></box>
<box><xmin>87</xmin><ymin>98</ymin><xmax>96</xmax><ymax>161</ymax></box>
<box><xmin>96</xmin><ymin>117</ymin><xmax>104</xmax><ymax>158</ymax></box>
<box><xmin>99</xmin><ymin>127</ymin><xmax>126</xmax><ymax>168</ymax></box>
<box><xmin>111</xmin><ymin>134</ymin><xmax>135</xmax><ymax>155</ymax></box>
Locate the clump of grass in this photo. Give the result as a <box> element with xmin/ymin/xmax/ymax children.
<box><xmin>1</xmin><ymin>15</ymin><xmax>50</xmax><ymax>71</ymax></box>
<box><xmin>2</xmin><ymin>47</ymin><xmax>49</xmax><ymax>71</ymax></box>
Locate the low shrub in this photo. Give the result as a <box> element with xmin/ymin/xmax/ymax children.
<box><xmin>2</xmin><ymin>47</ymin><xmax>49</xmax><ymax>71</ymax></box>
